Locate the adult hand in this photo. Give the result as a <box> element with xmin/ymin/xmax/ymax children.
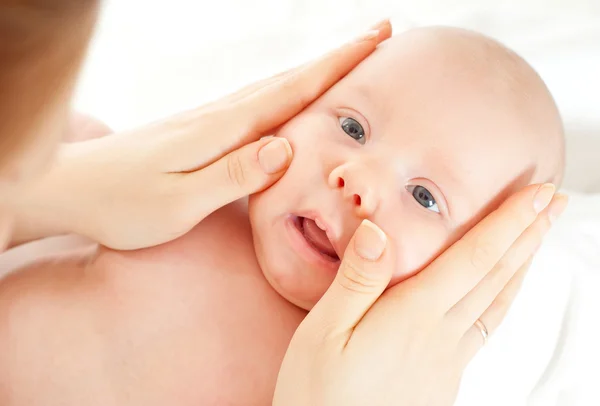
<box><xmin>273</xmin><ymin>184</ymin><xmax>568</xmax><ymax>406</ymax></box>
<box><xmin>7</xmin><ymin>21</ymin><xmax>392</xmax><ymax>250</ymax></box>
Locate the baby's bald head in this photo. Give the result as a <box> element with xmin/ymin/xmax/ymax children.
<box><xmin>384</xmin><ymin>26</ymin><xmax>565</xmax><ymax>187</ymax></box>
<box><xmin>249</xmin><ymin>26</ymin><xmax>567</xmax><ymax>309</ymax></box>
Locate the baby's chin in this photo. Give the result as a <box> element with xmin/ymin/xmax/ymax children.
<box><xmin>262</xmin><ymin>269</ymin><xmax>321</xmax><ymax>311</ymax></box>
<box><xmin>253</xmin><ymin>244</ymin><xmax>331</xmax><ymax>311</ymax></box>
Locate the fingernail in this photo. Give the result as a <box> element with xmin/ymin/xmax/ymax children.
<box><xmin>548</xmin><ymin>194</ymin><xmax>569</xmax><ymax>224</ymax></box>
<box><xmin>353</xmin><ymin>219</ymin><xmax>387</xmax><ymax>261</ymax></box>
<box><xmin>258</xmin><ymin>138</ymin><xmax>292</xmax><ymax>174</ymax></box>
<box><xmin>354</xmin><ymin>29</ymin><xmax>380</xmax><ymax>43</ymax></box>
<box><xmin>533</xmin><ymin>183</ymin><xmax>556</xmax><ymax>214</ymax></box>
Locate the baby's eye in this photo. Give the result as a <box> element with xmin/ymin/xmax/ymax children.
<box><xmin>339</xmin><ymin>117</ymin><xmax>365</xmax><ymax>144</ymax></box>
<box><xmin>408</xmin><ymin>185</ymin><xmax>440</xmax><ymax>213</ymax></box>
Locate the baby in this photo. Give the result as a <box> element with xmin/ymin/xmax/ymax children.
<box><xmin>0</xmin><ymin>27</ymin><xmax>564</xmax><ymax>405</ymax></box>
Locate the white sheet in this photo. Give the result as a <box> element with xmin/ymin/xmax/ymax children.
<box><xmin>456</xmin><ymin>192</ymin><xmax>600</xmax><ymax>406</ymax></box>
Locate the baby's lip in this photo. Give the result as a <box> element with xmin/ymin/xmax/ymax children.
<box><xmin>292</xmin><ymin>211</ymin><xmax>342</xmax><ymax>260</ymax></box>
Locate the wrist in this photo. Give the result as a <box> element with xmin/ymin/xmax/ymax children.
<box><xmin>7</xmin><ymin>207</ymin><xmax>69</xmax><ymax>249</ymax></box>
<box><xmin>6</xmin><ymin>189</ymin><xmax>68</xmax><ymax>249</ymax></box>
<box><xmin>5</xmin><ymin>153</ymin><xmax>79</xmax><ymax>248</ymax></box>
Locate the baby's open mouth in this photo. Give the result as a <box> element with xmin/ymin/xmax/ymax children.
<box><xmin>294</xmin><ymin>216</ymin><xmax>340</xmax><ymax>262</ymax></box>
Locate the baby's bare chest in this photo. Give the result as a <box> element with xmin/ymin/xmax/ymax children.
<box><xmin>89</xmin><ymin>211</ymin><xmax>305</xmax><ymax>405</ymax></box>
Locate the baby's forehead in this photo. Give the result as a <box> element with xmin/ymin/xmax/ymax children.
<box><xmin>339</xmin><ymin>27</ymin><xmax>539</xmax><ymax>108</ymax></box>
<box><xmin>331</xmin><ymin>35</ymin><xmax>526</xmax><ymax>147</ymax></box>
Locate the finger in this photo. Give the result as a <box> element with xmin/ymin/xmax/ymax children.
<box><xmin>302</xmin><ymin>220</ymin><xmax>393</xmax><ymax>345</ymax></box>
<box><xmin>169</xmin><ymin>20</ymin><xmax>391</xmax><ymax>172</ymax></box>
<box><xmin>447</xmin><ymin>194</ymin><xmax>568</xmax><ymax>330</ymax></box>
<box><xmin>183</xmin><ymin>137</ymin><xmax>292</xmax><ymax>219</ymax></box>
<box><xmin>202</xmin><ymin>69</ymin><xmax>294</xmax><ymax>113</ymax></box>
<box><xmin>411</xmin><ymin>183</ymin><xmax>556</xmax><ymax>313</ymax></box>
<box><xmin>233</xmin><ymin>20</ymin><xmax>392</xmax><ymax>139</ymax></box>
<box><xmin>457</xmin><ymin>256</ymin><xmax>532</xmax><ymax>365</ymax></box>
<box><xmin>215</xmin><ymin>18</ymin><xmax>393</xmax><ymax>107</ymax></box>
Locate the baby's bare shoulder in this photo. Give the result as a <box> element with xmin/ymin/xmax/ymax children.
<box><xmin>0</xmin><ymin>248</ymin><xmax>109</xmax><ymax>404</ymax></box>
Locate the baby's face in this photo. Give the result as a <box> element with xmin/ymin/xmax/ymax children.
<box><xmin>248</xmin><ymin>34</ymin><xmax>538</xmax><ymax>309</ymax></box>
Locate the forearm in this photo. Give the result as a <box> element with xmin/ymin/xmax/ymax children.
<box><xmin>6</xmin><ymin>198</ymin><xmax>69</xmax><ymax>251</ymax></box>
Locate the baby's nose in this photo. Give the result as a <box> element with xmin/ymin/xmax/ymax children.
<box><xmin>328</xmin><ymin>164</ymin><xmax>378</xmax><ymax>218</ymax></box>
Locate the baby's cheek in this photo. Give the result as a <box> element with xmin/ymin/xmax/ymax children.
<box><xmin>387</xmin><ymin>229</ymin><xmax>454</xmax><ymax>288</ymax></box>
<box><xmin>274</xmin><ymin>107</ymin><xmax>332</xmax><ymax>148</ymax></box>
<box><xmin>274</xmin><ymin>112</ymin><xmax>308</xmax><ymax>141</ymax></box>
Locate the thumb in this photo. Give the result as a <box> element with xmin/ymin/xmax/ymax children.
<box><xmin>307</xmin><ymin>219</ymin><xmax>394</xmax><ymax>340</ymax></box>
<box><xmin>186</xmin><ymin>137</ymin><xmax>292</xmax><ymax>217</ymax></box>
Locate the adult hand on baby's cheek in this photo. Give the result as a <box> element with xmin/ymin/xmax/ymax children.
<box><xmin>187</xmin><ymin>135</ymin><xmax>293</xmax><ymax>216</ymax></box>
<box><xmin>274</xmin><ymin>184</ymin><xmax>566</xmax><ymax>406</ymax></box>
<box><xmin>10</xmin><ymin>131</ymin><xmax>293</xmax><ymax>251</ymax></box>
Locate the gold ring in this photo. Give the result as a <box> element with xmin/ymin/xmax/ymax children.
<box><xmin>474</xmin><ymin>319</ymin><xmax>489</xmax><ymax>346</ymax></box>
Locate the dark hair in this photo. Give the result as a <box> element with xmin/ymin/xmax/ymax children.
<box><xmin>0</xmin><ymin>0</ymin><xmax>99</xmax><ymax>167</ymax></box>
